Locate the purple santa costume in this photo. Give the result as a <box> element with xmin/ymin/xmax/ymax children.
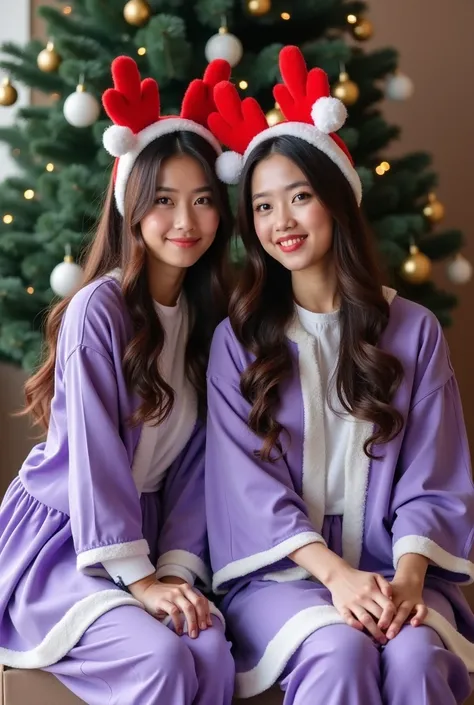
<box><xmin>0</xmin><ymin>55</ymin><xmax>235</xmax><ymax>705</ymax></box>
<box><xmin>205</xmin><ymin>45</ymin><xmax>474</xmax><ymax>703</ymax></box>
<box><xmin>205</xmin><ymin>289</ymin><xmax>474</xmax><ymax>703</ymax></box>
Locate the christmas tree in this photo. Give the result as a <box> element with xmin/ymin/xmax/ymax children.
<box><xmin>0</xmin><ymin>0</ymin><xmax>471</xmax><ymax>370</ymax></box>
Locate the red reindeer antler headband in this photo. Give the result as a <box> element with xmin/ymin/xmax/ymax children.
<box><xmin>102</xmin><ymin>56</ymin><xmax>231</xmax><ymax>216</ymax></box>
<box><xmin>208</xmin><ymin>46</ymin><xmax>362</xmax><ymax>204</ymax></box>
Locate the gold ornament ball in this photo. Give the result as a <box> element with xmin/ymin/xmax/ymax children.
<box><xmin>423</xmin><ymin>193</ymin><xmax>445</xmax><ymax>224</ymax></box>
<box><xmin>400</xmin><ymin>245</ymin><xmax>432</xmax><ymax>284</ymax></box>
<box><xmin>333</xmin><ymin>72</ymin><xmax>359</xmax><ymax>106</ymax></box>
<box><xmin>123</xmin><ymin>0</ymin><xmax>151</xmax><ymax>26</ymax></box>
<box><xmin>0</xmin><ymin>78</ymin><xmax>18</xmax><ymax>107</ymax></box>
<box><xmin>37</xmin><ymin>42</ymin><xmax>62</xmax><ymax>72</ymax></box>
<box><xmin>248</xmin><ymin>0</ymin><xmax>271</xmax><ymax>16</ymax></box>
<box><xmin>266</xmin><ymin>105</ymin><xmax>283</xmax><ymax>126</ymax></box>
<box><xmin>351</xmin><ymin>17</ymin><xmax>374</xmax><ymax>41</ymax></box>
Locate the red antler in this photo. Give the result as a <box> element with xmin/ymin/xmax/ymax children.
<box><xmin>102</xmin><ymin>56</ymin><xmax>160</xmax><ymax>135</ymax></box>
<box><xmin>208</xmin><ymin>81</ymin><xmax>269</xmax><ymax>154</ymax></box>
<box><xmin>273</xmin><ymin>45</ymin><xmax>330</xmax><ymax>124</ymax></box>
<box><xmin>181</xmin><ymin>59</ymin><xmax>231</xmax><ymax>127</ymax></box>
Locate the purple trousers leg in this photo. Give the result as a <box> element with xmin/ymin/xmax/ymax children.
<box><xmin>381</xmin><ymin>623</ymin><xmax>471</xmax><ymax>705</ymax></box>
<box><xmin>44</xmin><ymin>606</ymin><xmax>235</xmax><ymax>705</ymax></box>
<box><xmin>279</xmin><ymin>624</ymin><xmax>382</xmax><ymax>705</ymax></box>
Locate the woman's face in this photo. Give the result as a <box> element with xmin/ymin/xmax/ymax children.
<box><xmin>140</xmin><ymin>153</ymin><xmax>220</xmax><ymax>271</ymax></box>
<box><xmin>250</xmin><ymin>152</ymin><xmax>333</xmax><ymax>273</ymax></box>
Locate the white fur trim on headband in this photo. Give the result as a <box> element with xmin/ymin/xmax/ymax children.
<box><xmin>311</xmin><ymin>97</ymin><xmax>347</xmax><ymax>134</ymax></box>
<box><xmin>217</xmin><ymin>121</ymin><xmax>362</xmax><ymax>205</ymax></box>
<box><xmin>112</xmin><ymin>118</ymin><xmax>222</xmax><ymax>216</ymax></box>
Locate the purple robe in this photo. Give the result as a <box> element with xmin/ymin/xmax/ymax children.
<box><xmin>0</xmin><ymin>276</ymin><xmax>214</xmax><ymax>669</ymax></box>
<box><xmin>205</xmin><ymin>288</ymin><xmax>474</xmax><ymax>698</ymax></box>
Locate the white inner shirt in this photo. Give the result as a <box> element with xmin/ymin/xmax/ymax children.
<box><xmin>296</xmin><ymin>304</ymin><xmax>352</xmax><ymax>515</ymax></box>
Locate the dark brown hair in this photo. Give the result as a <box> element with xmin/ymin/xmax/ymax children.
<box><xmin>23</xmin><ymin>132</ymin><xmax>233</xmax><ymax>431</ymax></box>
<box><xmin>231</xmin><ymin>135</ymin><xmax>404</xmax><ymax>461</ymax></box>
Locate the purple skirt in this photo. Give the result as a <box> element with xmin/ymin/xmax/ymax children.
<box><xmin>0</xmin><ymin>476</ymin><xmax>160</xmax><ymax>668</ymax></box>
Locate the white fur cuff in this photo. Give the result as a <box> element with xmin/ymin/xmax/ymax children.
<box><xmin>77</xmin><ymin>539</ymin><xmax>150</xmax><ymax>573</ymax></box>
<box><xmin>393</xmin><ymin>535</ymin><xmax>474</xmax><ymax>584</ymax></box>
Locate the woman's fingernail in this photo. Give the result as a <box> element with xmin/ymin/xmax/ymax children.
<box><xmin>207</xmin><ymin>618</ymin><xmax>213</xmax><ymax>627</ymax></box>
<box><xmin>387</xmin><ymin>631</ymin><xmax>394</xmax><ymax>639</ymax></box>
<box><xmin>177</xmin><ymin>629</ymin><xmax>183</xmax><ymax>636</ymax></box>
<box><xmin>191</xmin><ymin>629</ymin><xmax>197</xmax><ymax>638</ymax></box>
<box><xmin>200</xmin><ymin>622</ymin><xmax>207</xmax><ymax>630</ymax></box>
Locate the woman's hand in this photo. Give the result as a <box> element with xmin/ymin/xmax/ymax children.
<box><xmin>383</xmin><ymin>575</ymin><xmax>427</xmax><ymax>640</ymax></box>
<box><xmin>383</xmin><ymin>553</ymin><xmax>429</xmax><ymax>639</ymax></box>
<box><xmin>326</xmin><ymin>565</ymin><xmax>396</xmax><ymax>644</ymax></box>
<box><xmin>129</xmin><ymin>575</ymin><xmax>212</xmax><ymax>637</ymax></box>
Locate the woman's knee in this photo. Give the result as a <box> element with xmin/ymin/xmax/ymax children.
<box><xmin>302</xmin><ymin>624</ymin><xmax>379</xmax><ymax>673</ymax></box>
<box><xmin>382</xmin><ymin>625</ymin><xmax>443</xmax><ymax>677</ymax></box>
<box><xmin>184</xmin><ymin>617</ymin><xmax>234</xmax><ymax>678</ymax></box>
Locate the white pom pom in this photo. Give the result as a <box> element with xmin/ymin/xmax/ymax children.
<box><xmin>216</xmin><ymin>151</ymin><xmax>244</xmax><ymax>185</ymax></box>
<box><xmin>311</xmin><ymin>96</ymin><xmax>347</xmax><ymax>134</ymax></box>
<box><xmin>102</xmin><ymin>125</ymin><xmax>137</xmax><ymax>157</ymax></box>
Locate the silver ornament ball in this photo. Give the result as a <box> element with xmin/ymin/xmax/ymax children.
<box><xmin>446</xmin><ymin>255</ymin><xmax>473</xmax><ymax>285</ymax></box>
<box><xmin>63</xmin><ymin>87</ymin><xmax>101</xmax><ymax>127</ymax></box>
<box><xmin>205</xmin><ymin>30</ymin><xmax>243</xmax><ymax>68</ymax></box>
<box><xmin>50</xmin><ymin>259</ymin><xmax>84</xmax><ymax>297</ymax></box>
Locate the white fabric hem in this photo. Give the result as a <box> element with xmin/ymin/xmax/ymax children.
<box><xmin>157</xmin><ymin>550</ymin><xmax>210</xmax><ymax>589</ymax></box>
<box><xmin>102</xmin><ymin>555</ymin><xmax>156</xmax><ymax>586</ymax></box>
<box><xmin>0</xmin><ymin>590</ymin><xmax>141</xmax><ymax>669</ymax></box>
<box><xmin>262</xmin><ymin>566</ymin><xmax>312</xmax><ymax>582</ymax></box>
<box><xmin>393</xmin><ymin>535</ymin><xmax>474</xmax><ymax>584</ymax></box>
<box><xmin>77</xmin><ymin>539</ymin><xmax>150</xmax><ymax>572</ymax></box>
<box><xmin>234</xmin><ymin>604</ymin><xmax>474</xmax><ymax>699</ymax></box>
<box><xmin>156</xmin><ymin>564</ymin><xmax>195</xmax><ymax>586</ymax></box>
<box><xmin>212</xmin><ymin>532</ymin><xmax>324</xmax><ymax>592</ymax></box>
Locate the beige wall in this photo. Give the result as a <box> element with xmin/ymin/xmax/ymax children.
<box><xmin>367</xmin><ymin>1</ymin><xmax>474</xmax><ymax>444</ymax></box>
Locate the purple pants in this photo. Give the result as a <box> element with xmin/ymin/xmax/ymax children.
<box><xmin>279</xmin><ymin>516</ymin><xmax>471</xmax><ymax>705</ymax></box>
<box><xmin>44</xmin><ymin>608</ymin><xmax>234</xmax><ymax>705</ymax></box>
<box><xmin>280</xmin><ymin>621</ymin><xmax>471</xmax><ymax>705</ymax></box>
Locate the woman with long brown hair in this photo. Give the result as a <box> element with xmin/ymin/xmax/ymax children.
<box><xmin>205</xmin><ymin>46</ymin><xmax>474</xmax><ymax>704</ymax></box>
<box><xmin>0</xmin><ymin>57</ymin><xmax>235</xmax><ymax>704</ymax></box>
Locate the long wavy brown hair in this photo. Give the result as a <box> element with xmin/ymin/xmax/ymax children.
<box><xmin>231</xmin><ymin>135</ymin><xmax>404</xmax><ymax>461</ymax></box>
<box><xmin>23</xmin><ymin>132</ymin><xmax>233</xmax><ymax>432</ymax></box>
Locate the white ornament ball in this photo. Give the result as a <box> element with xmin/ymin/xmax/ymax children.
<box><xmin>50</xmin><ymin>260</ymin><xmax>84</xmax><ymax>297</ymax></box>
<box><xmin>63</xmin><ymin>88</ymin><xmax>101</xmax><ymax>128</ymax></box>
<box><xmin>205</xmin><ymin>32</ymin><xmax>243</xmax><ymax>68</ymax></box>
<box><xmin>446</xmin><ymin>255</ymin><xmax>473</xmax><ymax>285</ymax></box>
<box><xmin>385</xmin><ymin>73</ymin><xmax>414</xmax><ymax>101</ymax></box>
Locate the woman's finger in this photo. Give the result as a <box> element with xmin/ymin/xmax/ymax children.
<box><xmin>374</xmin><ymin>574</ymin><xmax>393</xmax><ymax>600</ymax></box>
<box><xmin>386</xmin><ymin>602</ymin><xmax>412</xmax><ymax>639</ymax></box>
<box><xmin>158</xmin><ymin>600</ymin><xmax>183</xmax><ymax>634</ymax></box>
<box><xmin>360</xmin><ymin>598</ymin><xmax>383</xmax><ymax>620</ymax></box>
<box><xmin>410</xmin><ymin>603</ymin><xmax>428</xmax><ymax>627</ymax></box>
<box><xmin>174</xmin><ymin>594</ymin><xmax>199</xmax><ymax>638</ymax></box>
<box><xmin>354</xmin><ymin>607</ymin><xmax>387</xmax><ymax>644</ymax></box>
<box><xmin>182</xmin><ymin>587</ymin><xmax>211</xmax><ymax>631</ymax></box>
<box><xmin>341</xmin><ymin>608</ymin><xmax>363</xmax><ymax>631</ymax></box>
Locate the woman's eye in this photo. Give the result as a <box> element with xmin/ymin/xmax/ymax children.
<box><xmin>255</xmin><ymin>203</ymin><xmax>271</xmax><ymax>212</ymax></box>
<box><xmin>155</xmin><ymin>196</ymin><xmax>172</xmax><ymax>205</ymax></box>
<box><xmin>293</xmin><ymin>192</ymin><xmax>311</xmax><ymax>202</ymax></box>
<box><xmin>196</xmin><ymin>196</ymin><xmax>213</xmax><ymax>205</ymax></box>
